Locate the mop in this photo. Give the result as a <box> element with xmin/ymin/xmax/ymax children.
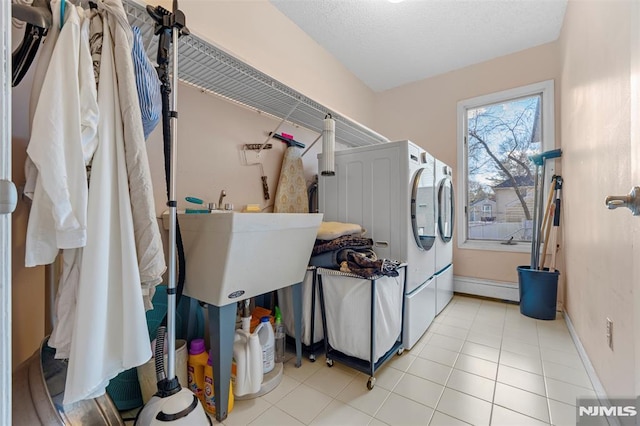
<box><xmin>529</xmin><ymin>148</ymin><xmax>562</xmax><ymax>270</ymax></box>
<box><xmin>548</xmin><ymin>176</ymin><xmax>563</xmax><ymax>272</ymax></box>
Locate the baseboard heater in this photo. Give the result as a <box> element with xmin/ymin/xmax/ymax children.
<box><xmin>453</xmin><ymin>275</ymin><xmax>519</xmax><ymax>302</ymax></box>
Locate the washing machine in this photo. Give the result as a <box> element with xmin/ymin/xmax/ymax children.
<box><xmin>318</xmin><ymin>140</ymin><xmax>437</xmax><ymax>349</ymax></box>
<box><xmin>434</xmin><ymin>159</ymin><xmax>454</xmax><ymax>315</ymax></box>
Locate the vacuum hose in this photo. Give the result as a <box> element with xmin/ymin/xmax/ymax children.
<box><xmin>154</xmin><ymin>325</ymin><xmax>167</xmax><ymax>382</ymax></box>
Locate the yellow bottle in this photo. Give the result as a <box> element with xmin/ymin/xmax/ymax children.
<box><xmin>187</xmin><ymin>339</ymin><xmax>209</xmax><ymax>401</ymax></box>
<box><xmin>203</xmin><ymin>356</ymin><xmax>234</xmax><ymax>416</ymax></box>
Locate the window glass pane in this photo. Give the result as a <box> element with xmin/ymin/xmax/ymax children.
<box><xmin>466</xmin><ymin>94</ymin><xmax>541</xmax><ymax>242</ymax></box>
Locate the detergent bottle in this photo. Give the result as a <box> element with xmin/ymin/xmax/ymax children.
<box><xmin>231</xmin><ymin>328</ymin><xmax>263</xmax><ymax>396</ymax></box>
<box><xmin>187</xmin><ymin>338</ymin><xmax>208</xmax><ymax>401</ymax></box>
<box><xmin>255</xmin><ymin>316</ymin><xmax>275</xmax><ymax>374</ymax></box>
<box><xmin>203</xmin><ymin>356</ymin><xmax>234</xmax><ymax>416</ymax></box>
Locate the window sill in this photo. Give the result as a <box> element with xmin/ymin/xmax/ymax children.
<box><xmin>457</xmin><ymin>240</ymin><xmax>532</xmax><ymax>253</ymax></box>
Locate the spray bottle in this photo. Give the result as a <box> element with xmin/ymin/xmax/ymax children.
<box><xmin>274</xmin><ymin>306</ymin><xmax>286</xmax><ymax>363</ymax></box>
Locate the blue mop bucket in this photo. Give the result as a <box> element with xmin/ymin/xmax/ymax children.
<box><xmin>517</xmin><ymin>266</ymin><xmax>559</xmax><ymax>320</ymax></box>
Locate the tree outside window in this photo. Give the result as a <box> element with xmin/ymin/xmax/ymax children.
<box><xmin>458</xmin><ymin>80</ymin><xmax>555</xmax><ymax>250</ymax></box>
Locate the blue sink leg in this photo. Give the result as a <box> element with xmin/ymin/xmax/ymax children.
<box><xmin>208</xmin><ymin>303</ymin><xmax>235</xmax><ymax>422</ymax></box>
<box><xmin>292</xmin><ymin>282</ymin><xmax>302</xmax><ymax>367</ymax></box>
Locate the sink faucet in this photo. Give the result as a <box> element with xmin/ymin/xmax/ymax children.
<box><xmin>218</xmin><ymin>190</ymin><xmax>226</xmax><ymax>209</ymax></box>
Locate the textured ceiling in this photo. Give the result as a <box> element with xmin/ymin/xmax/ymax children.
<box><xmin>270</xmin><ymin>0</ymin><xmax>568</xmax><ymax>92</ymax></box>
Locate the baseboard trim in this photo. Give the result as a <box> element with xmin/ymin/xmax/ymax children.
<box><xmin>563</xmin><ymin>312</ymin><xmax>621</xmax><ymax>426</ymax></box>
<box><xmin>564</xmin><ymin>312</ymin><xmax>609</xmax><ymax>399</ymax></box>
<box><xmin>453</xmin><ymin>275</ymin><xmax>519</xmax><ymax>302</ymax></box>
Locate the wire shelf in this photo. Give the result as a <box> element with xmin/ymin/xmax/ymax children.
<box><xmin>123</xmin><ymin>0</ymin><xmax>389</xmax><ymax>148</ymax></box>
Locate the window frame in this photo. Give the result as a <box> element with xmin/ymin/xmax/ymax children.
<box><xmin>456</xmin><ymin>80</ymin><xmax>556</xmax><ymax>253</ymax></box>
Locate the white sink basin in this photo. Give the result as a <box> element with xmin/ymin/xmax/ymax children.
<box><xmin>174</xmin><ymin>212</ymin><xmax>323</xmax><ymax>306</ymax></box>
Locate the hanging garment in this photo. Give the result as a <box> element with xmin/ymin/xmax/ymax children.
<box><xmin>24</xmin><ymin>0</ymin><xmax>98</xmax><ymax>267</ymax></box>
<box><xmin>22</xmin><ymin>0</ymin><xmax>61</xmax><ymax>203</ymax></box>
<box><xmin>48</xmin><ymin>6</ymin><xmax>99</xmax><ymax>358</ymax></box>
<box><xmin>131</xmin><ymin>25</ymin><xmax>161</xmax><ymax>139</ymax></box>
<box><xmin>63</xmin><ymin>13</ymin><xmax>151</xmax><ymax>404</ymax></box>
<box><xmin>11</xmin><ymin>0</ymin><xmax>34</xmax><ymax>29</ymax></box>
<box><xmin>89</xmin><ymin>8</ymin><xmax>103</xmax><ymax>87</ymax></box>
<box><xmin>48</xmin><ymin>248</ymin><xmax>81</xmax><ymax>358</ymax></box>
<box><xmin>27</xmin><ymin>0</ymin><xmax>61</xmax><ymax>126</ymax></box>
<box><xmin>274</xmin><ymin>146</ymin><xmax>309</xmax><ymax>213</ymax></box>
<box><xmin>102</xmin><ymin>0</ymin><xmax>165</xmax><ymax>309</ymax></box>
<box><xmin>11</xmin><ymin>0</ymin><xmax>49</xmax><ymax>87</ymax></box>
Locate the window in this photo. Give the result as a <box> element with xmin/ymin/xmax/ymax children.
<box><xmin>482</xmin><ymin>204</ymin><xmax>493</xmax><ymax>220</ymax></box>
<box><xmin>457</xmin><ymin>80</ymin><xmax>555</xmax><ymax>252</ymax></box>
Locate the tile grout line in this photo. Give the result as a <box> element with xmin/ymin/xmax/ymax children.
<box><xmin>486</xmin><ymin>305</ymin><xmax>501</xmax><ymax>426</ymax></box>
<box><xmin>428</xmin><ymin>336</ymin><xmax>462</xmax><ymax>425</ymax></box>
<box><xmin>425</xmin><ymin>310</ymin><xmax>463</xmax><ymax>425</ymax></box>
<box><xmin>531</xmin><ymin>316</ymin><xmax>554</xmax><ymax>425</ymax></box>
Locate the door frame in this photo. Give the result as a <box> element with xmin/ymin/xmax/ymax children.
<box><xmin>630</xmin><ymin>0</ymin><xmax>640</xmax><ymax>399</ymax></box>
<box><xmin>1</xmin><ymin>0</ymin><xmax>12</xmax><ymax>423</ymax></box>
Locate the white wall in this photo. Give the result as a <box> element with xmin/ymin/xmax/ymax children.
<box><xmin>558</xmin><ymin>0</ymin><xmax>637</xmax><ymax>398</ymax></box>
<box><xmin>374</xmin><ymin>42</ymin><xmax>562</xmax><ymax>285</ymax></box>
<box><xmin>145</xmin><ymin>84</ymin><xmax>324</xmax><ymax>216</ymax></box>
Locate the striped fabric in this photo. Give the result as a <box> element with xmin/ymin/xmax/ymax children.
<box><xmin>131</xmin><ymin>25</ymin><xmax>161</xmax><ymax>140</ymax></box>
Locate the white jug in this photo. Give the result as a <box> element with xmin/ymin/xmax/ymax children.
<box><xmin>254</xmin><ymin>316</ymin><xmax>275</xmax><ymax>374</ymax></box>
<box><xmin>232</xmin><ymin>329</ymin><xmax>263</xmax><ymax>397</ymax></box>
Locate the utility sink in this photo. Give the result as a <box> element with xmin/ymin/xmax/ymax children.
<box><xmin>174</xmin><ymin>212</ymin><xmax>323</xmax><ymax>306</ymax></box>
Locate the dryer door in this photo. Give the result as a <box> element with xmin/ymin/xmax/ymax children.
<box><xmin>411</xmin><ymin>167</ymin><xmax>436</xmax><ymax>250</ymax></box>
<box><xmin>438</xmin><ymin>177</ymin><xmax>454</xmax><ymax>242</ymax></box>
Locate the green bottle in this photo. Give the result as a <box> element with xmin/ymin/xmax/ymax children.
<box><xmin>274</xmin><ymin>306</ymin><xmax>286</xmax><ymax>363</ymax></box>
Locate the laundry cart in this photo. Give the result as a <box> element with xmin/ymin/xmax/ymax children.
<box><xmin>317</xmin><ymin>266</ymin><xmax>406</xmax><ymax>390</ymax></box>
<box><xmin>277</xmin><ymin>267</ymin><xmax>325</xmax><ymax>360</ymax></box>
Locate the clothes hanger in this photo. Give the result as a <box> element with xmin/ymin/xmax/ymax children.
<box><xmin>11</xmin><ymin>0</ymin><xmax>52</xmax><ymax>87</ymax></box>
<box><xmin>60</xmin><ymin>0</ymin><xmax>65</xmax><ymax>29</ymax></box>
<box><xmin>12</xmin><ymin>0</ymin><xmax>51</xmax><ymax>29</ymax></box>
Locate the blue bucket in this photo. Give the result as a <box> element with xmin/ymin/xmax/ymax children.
<box><xmin>517</xmin><ymin>266</ymin><xmax>559</xmax><ymax>320</ymax></box>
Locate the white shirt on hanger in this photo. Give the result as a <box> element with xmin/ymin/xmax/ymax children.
<box><xmin>24</xmin><ymin>0</ymin><xmax>98</xmax><ymax>267</ymax></box>
<box><xmin>63</xmin><ymin>9</ymin><xmax>151</xmax><ymax>405</ymax></box>
<box><xmin>47</xmin><ymin>4</ymin><xmax>99</xmax><ymax>358</ymax></box>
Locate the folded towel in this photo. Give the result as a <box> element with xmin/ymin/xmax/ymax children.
<box><xmin>309</xmin><ymin>248</ymin><xmax>376</xmax><ymax>269</ymax></box>
<box><xmin>312</xmin><ymin>235</ymin><xmax>373</xmax><ymax>256</ymax></box>
<box><xmin>340</xmin><ymin>253</ymin><xmax>402</xmax><ymax>279</ymax></box>
<box><xmin>316</xmin><ymin>221</ymin><xmax>364</xmax><ymax>240</ymax></box>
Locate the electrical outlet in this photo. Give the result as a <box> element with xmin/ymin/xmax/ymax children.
<box><xmin>606</xmin><ymin>318</ymin><xmax>613</xmax><ymax>350</ymax></box>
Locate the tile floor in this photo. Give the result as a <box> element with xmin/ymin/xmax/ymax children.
<box><xmin>200</xmin><ymin>294</ymin><xmax>596</xmax><ymax>426</ymax></box>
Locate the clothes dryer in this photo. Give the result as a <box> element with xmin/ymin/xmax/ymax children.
<box><xmin>434</xmin><ymin>159</ymin><xmax>454</xmax><ymax>315</ymax></box>
<box><xmin>318</xmin><ymin>140</ymin><xmax>437</xmax><ymax>349</ymax></box>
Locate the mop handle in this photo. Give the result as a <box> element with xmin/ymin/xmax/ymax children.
<box><xmin>530</xmin><ymin>148</ymin><xmax>562</xmax><ymax>166</ymax></box>
<box><xmin>553</xmin><ymin>177</ymin><xmax>563</xmax><ymax>227</ymax></box>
